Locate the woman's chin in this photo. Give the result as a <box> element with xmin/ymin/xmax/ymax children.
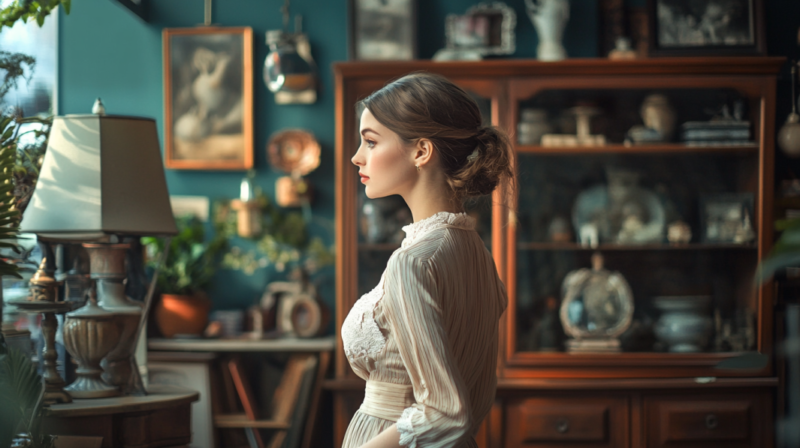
<box><xmin>364</xmin><ymin>186</ymin><xmax>389</xmax><ymax>199</ymax></box>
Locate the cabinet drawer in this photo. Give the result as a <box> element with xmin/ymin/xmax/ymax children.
<box><xmin>505</xmin><ymin>396</ymin><xmax>628</xmax><ymax>448</ymax></box>
<box><xmin>644</xmin><ymin>393</ymin><xmax>769</xmax><ymax>448</ymax></box>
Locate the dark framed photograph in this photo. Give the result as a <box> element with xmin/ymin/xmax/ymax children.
<box><xmin>163</xmin><ymin>27</ymin><xmax>253</xmax><ymax>170</ymax></box>
<box><xmin>647</xmin><ymin>0</ymin><xmax>765</xmax><ymax>56</ymax></box>
<box><xmin>349</xmin><ymin>0</ymin><xmax>416</xmax><ymax>60</ymax></box>
<box><xmin>700</xmin><ymin>192</ymin><xmax>756</xmax><ymax>244</ymax></box>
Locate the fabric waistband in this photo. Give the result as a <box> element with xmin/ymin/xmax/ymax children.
<box><xmin>358</xmin><ymin>380</ymin><xmax>415</xmax><ymax>421</ymax></box>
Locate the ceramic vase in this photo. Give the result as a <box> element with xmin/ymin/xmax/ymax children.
<box><xmin>155</xmin><ymin>293</ymin><xmax>212</xmax><ymax>338</ymax></box>
<box><xmin>525</xmin><ymin>0</ymin><xmax>570</xmax><ymax>61</ymax></box>
<box><xmin>653</xmin><ymin>296</ymin><xmax>713</xmax><ymax>353</ymax></box>
<box><xmin>63</xmin><ymin>298</ymin><xmax>120</xmax><ymax>398</ymax></box>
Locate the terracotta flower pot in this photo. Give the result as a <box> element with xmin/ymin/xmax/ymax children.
<box><xmin>155</xmin><ymin>293</ymin><xmax>211</xmax><ymax>338</ymax></box>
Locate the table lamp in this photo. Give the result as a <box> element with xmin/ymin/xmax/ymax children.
<box><xmin>19</xmin><ymin>102</ymin><xmax>178</xmax><ymax>396</ymax></box>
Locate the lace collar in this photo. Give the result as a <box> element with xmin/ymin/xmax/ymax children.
<box><xmin>401</xmin><ymin>211</ymin><xmax>475</xmax><ymax>245</ymax></box>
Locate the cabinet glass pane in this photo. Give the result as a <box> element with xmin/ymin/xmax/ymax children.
<box><xmin>514</xmin><ymin>151</ymin><xmax>760</xmax><ymax>354</ymax></box>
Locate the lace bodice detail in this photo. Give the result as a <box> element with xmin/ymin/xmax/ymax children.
<box><xmin>342</xmin><ymin>276</ymin><xmax>387</xmax><ymax>361</ymax></box>
<box><xmin>342</xmin><ymin>212</ymin><xmax>476</xmax><ymax>362</ymax></box>
<box><xmin>401</xmin><ymin>211</ymin><xmax>475</xmax><ymax>247</ymax></box>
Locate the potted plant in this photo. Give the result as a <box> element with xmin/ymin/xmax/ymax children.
<box><xmin>142</xmin><ymin>215</ymin><xmax>226</xmax><ymax>338</ymax></box>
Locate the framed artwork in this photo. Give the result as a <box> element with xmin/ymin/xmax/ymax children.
<box><xmin>349</xmin><ymin>0</ymin><xmax>416</xmax><ymax>60</ymax></box>
<box><xmin>444</xmin><ymin>3</ymin><xmax>516</xmax><ymax>56</ymax></box>
<box><xmin>163</xmin><ymin>27</ymin><xmax>253</xmax><ymax>170</ymax></box>
<box><xmin>647</xmin><ymin>0</ymin><xmax>765</xmax><ymax>56</ymax></box>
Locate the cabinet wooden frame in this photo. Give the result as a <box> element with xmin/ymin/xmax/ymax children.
<box><xmin>331</xmin><ymin>58</ymin><xmax>783</xmax><ymax>448</ymax></box>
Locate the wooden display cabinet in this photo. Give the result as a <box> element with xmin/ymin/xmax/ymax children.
<box><xmin>329</xmin><ymin>58</ymin><xmax>783</xmax><ymax>448</ymax></box>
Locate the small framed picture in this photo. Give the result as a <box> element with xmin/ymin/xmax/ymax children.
<box><xmin>444</xmin><ymin>3</ymin><xmax>516</xmax><ymax>56</ymax></box>
<box><xmin>163</xmin><ymin>27</ymin><xmax>253</xmax><ymax>170</ymax></box>
<box><xmin>647</xmin><ymin>0</ymin><xmax>765</xmax><ymax>56</ymax></box>
<box><xmin>349</xmin><ymin>0</ymin><xmax>416</xmax><ymax>60</ymax></box>
<box><xmin>700</xmin><ymin>193</ymin><xmax>756</xmax><ymax>244</ymax></box>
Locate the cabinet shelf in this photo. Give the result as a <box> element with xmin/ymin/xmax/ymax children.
<box><xmin>517</xmin><ymin>242</ymin><xmax>758</xmax><ymax>251</ymax></box>
<box><xmin>516</xmin><ymin>143</ymin><xmax>759</xmax><ymax>155</ymax></box>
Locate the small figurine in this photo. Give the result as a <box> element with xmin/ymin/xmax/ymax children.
<box><xmin>667</xmin><ymin>220</ymin><xmax>692</xmax><ymax>245</ymax></box>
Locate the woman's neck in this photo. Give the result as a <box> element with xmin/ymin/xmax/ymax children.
<box><xmin>402</xmin><ymin>174</ymin><xmax>463</xmax><ymax>223</ymax></box>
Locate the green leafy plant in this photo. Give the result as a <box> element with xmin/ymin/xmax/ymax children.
<box><xmin>1</xmin><ymin>51</ymin><xmax>35</xmax><ymax>101</ymax></box>
<box><xmin>142</xmin><ymin>215</ymin><xmax>227</xmax><ymax>296</ymax></box>
<box><xmin>213</xmin><ymin>192</ymin><xmax>334</xmax><ymax>275</ymax></box>
<box><xmin>0</xmin><ymin>348</ymin><xmax>53</xmax><ymax>448</ymax></box>
<box><xmin>0</xmin><ymin>116</ymin><xmax>23</xmax><ymax>278</ymax></box>
<box><xmin>757</xmin><ymin>217</ymin><xmax>800</xmax><ymax>283</ymax></box>
<box><xmin>1</xmin><ymin>0</ymin><xmax>70</xmax><ymax>30</ymax></box>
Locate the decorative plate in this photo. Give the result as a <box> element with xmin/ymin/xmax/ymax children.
<box><xmin>267</xmin><ymin>130</ymin><xmax>321</xmax><ymax>177</ymax></box>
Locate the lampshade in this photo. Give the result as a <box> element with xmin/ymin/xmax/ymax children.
<box><xmin>20</xmin><ymin>114</ymin><xmax>178</xmax><ymax>240</ymax></box>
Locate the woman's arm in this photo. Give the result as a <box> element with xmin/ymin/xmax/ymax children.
<box><xmin>359</xmin><ymin>424</ymin><xmax>402</xmax><ymax>448</ymax></box>
<box><xmin>381</xmin><ymin>251</ymin><xmax>471</xmax><ymax>448</ymax></box>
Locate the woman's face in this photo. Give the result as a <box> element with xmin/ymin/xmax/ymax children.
<box><xmin>351</xmin><ymin>108</ymin><xmax>416</xmax><ymax>199</ymax></box>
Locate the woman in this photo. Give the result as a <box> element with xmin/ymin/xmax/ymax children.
<box><xmin>342</xmin><ymin>73</ymin><xmax>513</xmax><ymax>448</ymax></box>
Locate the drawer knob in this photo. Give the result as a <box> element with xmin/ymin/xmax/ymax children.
<box><xmin>705</xmin><ymin>414</ymin><xmax>719</xmax><ymax>430</ymax></box>
<box><xmin>556</xmin><ymin>419</ymin><xmax>570</xmax><ymax>434</ymax></box>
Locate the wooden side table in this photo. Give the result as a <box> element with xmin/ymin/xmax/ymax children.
<box><xmin>42</xmin><ymin>384</ymin><xmax>199</xmax><ymax>448</ymax></box>
<box><xmin>147</xmin><ymin>336</ymin><xmax>335</xmax><ymax>448</ymax></box>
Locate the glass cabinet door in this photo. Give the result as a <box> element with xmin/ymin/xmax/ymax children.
<box><xmin>506</xmin><ymin>83</ymin><xmax>764</xmax><ymax>367</ymax></box>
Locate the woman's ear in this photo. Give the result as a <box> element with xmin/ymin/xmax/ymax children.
<box><xmin>413</xmin><ymin>138</ymin><xmax>435</xmax><ymax>169</ymax></box>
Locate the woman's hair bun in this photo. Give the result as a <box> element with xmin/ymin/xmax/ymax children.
<box><xmin>449</xmin><ymin>125</ymin><xmax>514</xmax><ymax>198</ymax></box>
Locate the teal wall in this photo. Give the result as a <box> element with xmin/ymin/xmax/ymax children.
<box><xmin>56</xmin><ymin>0</ymin><xmax>602</xmax><ymax>318</ymax></box>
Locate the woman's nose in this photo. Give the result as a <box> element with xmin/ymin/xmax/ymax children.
<box><xmin>351</xmin><ymin>150</ymin><xmax>363</xmax><ymax>166</ymax></box>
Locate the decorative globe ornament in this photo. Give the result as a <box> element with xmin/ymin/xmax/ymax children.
<box><xmin>559</xmin><ymin>253</ymin><xmax>634</xmax><ymax>353</ymax></box>
<box><xmin>778</xmin><ymin>112</ymin><xmax>800</xmax><ymax>157</ymax></box>
<box><xmin>779</xmin><ymin>61</ymin><xmax>800</xmax><ymax>157</ymax></box>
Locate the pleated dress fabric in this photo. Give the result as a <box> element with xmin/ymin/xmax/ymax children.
<box><xmin>341</xmin><ymin>211</ymin><xmax>508</xmax><ymax>448</ymax></box>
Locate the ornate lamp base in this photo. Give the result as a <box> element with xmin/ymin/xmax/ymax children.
<box><xmin>63</xmin><ymin>297</ymin><xmax>121</xmax><ymax>399</ymax></box>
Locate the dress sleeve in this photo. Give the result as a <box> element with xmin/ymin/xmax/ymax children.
<box><xmin>382</xmin><ymin>251</ymin><xmax>471</xmax><ymax>448</ymax></box>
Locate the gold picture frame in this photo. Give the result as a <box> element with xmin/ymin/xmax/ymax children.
<box><xmin>163</xmin><ymin>27</ymin><xmax>253</xmax><ymax>170</ymax></box>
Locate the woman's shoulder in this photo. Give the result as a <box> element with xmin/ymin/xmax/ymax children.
<box><xmin>396</xmin><ymin>225</ymin><xmax>474</xmax><ymax>261</ymax></box>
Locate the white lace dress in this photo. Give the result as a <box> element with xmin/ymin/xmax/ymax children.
<box><xmin>341</xmin><ymin>212</ymin><xmax>508</xmax><ymax>448</ymax></box>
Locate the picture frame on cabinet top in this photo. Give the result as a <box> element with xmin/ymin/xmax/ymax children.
<box><xmin>443</xmin><ymin>2</ymin><xmax>516</xmax><ymax>57</ymax></box>
<box><xmin>647</xmin><ymin>0</ymin><xmax>766</xmax><ymax>56</ymax></box>
<box><xmin>349</xmin><ymin>0</ymin><xmax>416</xmax><ymax>60</ymax></box>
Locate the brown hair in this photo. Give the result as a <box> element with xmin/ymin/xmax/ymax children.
<box><xmin>359</xmin><ymin>72</ymin><xmax>515</xmax><ymax>203</ymax></box>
